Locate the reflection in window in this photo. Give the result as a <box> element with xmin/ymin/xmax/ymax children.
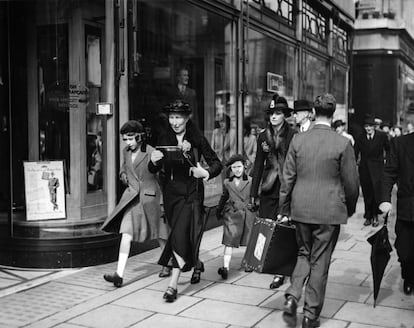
<box><xmin>245</xmin><ymin>29</ymin><xmax>295</xmax><ymax>129</ymax></box>
<box><xmin>38</xmin><ymin>24</ymin><xmax>70</xmax><ymax>170</ymax></box>
<box><xmin>128</xmin><ymin>1</ymin><xmax>237</xmax><ymax>206</ymax></box>
<box><xmin>86</xmin><ymin>27</ymin><xmax>103</xmax><ymax>192</ymax></box>
<box><xmin>302</xmin><ymin>52</ymin><xmax>328</xmax><ymax>102</ymax></box>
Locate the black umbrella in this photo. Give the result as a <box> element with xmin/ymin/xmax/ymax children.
<box><xmin>366</xmin><ymin>213</ymin><xmax>393</xmax><ymax>307</ymax></box>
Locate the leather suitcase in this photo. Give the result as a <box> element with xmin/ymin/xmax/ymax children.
<box><xmin>242</xmin><ymin>217</ymin><xmax>298</xmax><ymax>276</ymax></box>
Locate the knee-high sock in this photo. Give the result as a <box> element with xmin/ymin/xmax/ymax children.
<box><xmin>116</xmin><ymin>233</ymin><xmax>132</xmax><ymax>277</ymax></box>
<box><xmin>223</xmin><ymin>246</ymin><xmax>233</xmax><ymax>269</ymax></box>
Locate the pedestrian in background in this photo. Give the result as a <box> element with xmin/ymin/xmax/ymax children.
<box><xmin>243</xmin><ymin>119</ymin><xmax>257</xmax><ymax>174</ymax></box>
<box><xmin>101</xmin><ymin>120</ymin><xmax>163</xmax><ymax>287</ymax></box>
<box><xmin>379</xmin><ymin>131</ymin><xmax>414</xmax><ymax>295</ymax></box>
<box><xmin>150</xmin><ymin>100</ymin><xmax>222</xmax><ymax>302</ymax></box>
<box><xmin>332</xmin><ymin>119</ymin><xmax>355</xmax><ymax>146</ymax></box>
<box><xmin>248</xmin><ymin>94</ymin><xmax>296</xmax><ymax>289</ymax></box>
<box><xmin>216</xmin><ymin>154</ymin><xmax>256</xmax><ymax>280</ymax></box>
<box><xmin>279</xmin><ymin>93</ymin><xmax>359</xmax><ymax>328</ymax></box>
<box><xmin>354</xmin><ymin>115</ymin><xmax>390</xmax><ymax>227</ymax></box>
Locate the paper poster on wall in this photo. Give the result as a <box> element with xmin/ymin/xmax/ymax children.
<box><xmin>267</xmin><ymin>72</ymin><xmax>284</xmax><ymax>94</ymax></box>
<box><xmin>23</xmin><ymin>161</ymin><xmax>66</xmax><ymax>221</ymax></box>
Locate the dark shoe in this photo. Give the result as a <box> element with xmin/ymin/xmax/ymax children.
<box><xmin>363</xmin><ymin>218</ymin><xmax>372</xmax><ymax>226</ymax></box>
<box><xmin>269</xmin><ymin>275</ymin><xmax>285</xmax><ymax>289</ymax></box>
<box><xmin>190</xmin><ymin>262</ymin><xmax>204</xmax><ymax>284</ymax></box>
<box><xmin>163</xmin><ymin>286</ymin><xmax>177</xmax><ymax>302</ymax></box>
<box><xmin>244</xmin><ymin>266</ymin><xmax>254</xmax><ymax>272</ymax></box>
<box><xmin>282</xmin><ymin>295</ymin><xmax>297</xmax><ymax>327</ymax></box>
<box><xmin>218</xmin><ymin>267</ymin><xmax>228</xmax><ymax>280</ymax></box>
<box><xmin>403</xmin><ymin>280</ymin><xmax>413</xmax><ymax>295</ymax></box>
<box><xmin>372</xmin><ymin>218</ymin><xmax>379</xmax><ymax>227</ymax></box>
<box><xmin>302</xmin><ymin>316</ymin><xmax>320</xmax><ymax>328</ymax></box>
<box><xmin>103</xmin><ymin>272</ymin><xmax>123</xmax><ymax>287</ymax></box>
<box><xmin>159</xmin><ymin>266</ymin><xmax>172</xmax><ymax>278</ymax></box>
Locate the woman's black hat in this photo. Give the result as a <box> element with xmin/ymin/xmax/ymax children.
<box><xmin>164</xmin><ymin>99</ymin><xmax>192</xmax><ymax>114</ymax></box>
<box><xmin>267</xmin><ymin>95</ymin><xmax>292</xmax><ymax>117</ymax></box>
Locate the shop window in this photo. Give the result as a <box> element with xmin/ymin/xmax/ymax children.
<box><xmin>85</xmin><ymin>25</ymin><xmax>104</xmax><ymax>193</ymax></box>
<box><xmin>245</xmin><ymin>28</ymin><xmax>295</xmax><ymax>129</ymax></box>
<box><xmin>333</xmin><ymin>24</ymin><xmax>348</xmax><ymax>62</ymax></box>
<box><xmin>128</xmin><ymin>0</ymin><xmax>237</xmax><ymax>206</ymax></box>
<box><xmin>332</xmin><ymin>64</ymin><xmax>347</xmax><ymax>121</ymax></box>
<box><xmin>302</xmin><ymin>52</ymin><xmax>329</xmax><ymax>102</ymax></box>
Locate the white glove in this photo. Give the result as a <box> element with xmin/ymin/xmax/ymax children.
<box><xmin>191</xmin><ymin>162</ymin><xmax>210</xmax><ymax>181</ymax></box>
<box><xmin>379</xmin><ymin>202</ymin><xmax>392</xmax><ymax>215</ymax></box>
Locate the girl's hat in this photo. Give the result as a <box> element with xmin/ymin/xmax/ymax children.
<box><xmin>226</xmin><ymin>154</ymin><xmax>246</xmax><ymax>167</ymax></box>
<box><xmin>266</xmin><ymin>95</ymin><xmax>292</xmax><ymax>117</ymax></box>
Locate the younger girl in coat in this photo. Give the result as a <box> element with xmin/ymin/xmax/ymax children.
<box><xmin>216</xmin><ymin>154</ymin><xmax>256</xmax><ymax>279</ymax></box>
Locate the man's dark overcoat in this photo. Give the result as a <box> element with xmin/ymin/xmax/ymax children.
<box><xmin>355</xmin><ymin>130</ymin><xmax>390</xmax><ymax>219</ymax></box>
<box><xmin>381</xmin><ymin>133</ymin><xmax>414</xmax><ymax>285</ymax></box>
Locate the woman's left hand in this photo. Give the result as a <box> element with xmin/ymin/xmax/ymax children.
<box><xmin>191</xmin><ymin>162</ymin><xmax>210</xmax><ymax>181</ymax></box>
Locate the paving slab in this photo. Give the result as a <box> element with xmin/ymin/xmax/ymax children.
<box><xmin>193</xmin><ymin>282</ymin><xmax>274</xmax><ymax>305</ymax></box>
<box><xmin>325</xmin><ymin>282</ymin><xmax>371</xmax><ymax>303</ymax></box>
<box><xmin>146</xmin><ymin>275</ymin><xmax>214</xmax><ymax>296</ymax></box>
<box><xmin>68</xmin><ymin>304</ymin><xmax>153</xmax><ymax>328</ymax></box>
<box><xmin>328</xmin><ymin>269</ymin><xmax>369</xmax><ymax>286</ymax></box>
<box><xmin>130</xmin><ymin>313</ymin><xmax>227</xmax><ymax>328</ymax></box>
<box><xmin>113</xmin><ymin>288</ymin><xmax>202</xmax><ymax>315</ymax></box>
<box><xmin>334</xmin><ymin>302</ymin><xmax>414</xmax><ymax>328</ymax></box>
<box><xmin>0</xmin><ymin>281</ymin><xmax>106</xmax><ymax>327</ymax></box>
<box><xmin>180</xmin><ymin>299</ymin><xmax>272</xmax><ymax>327</ymax></box>
<box><xmin>233</xmin><ymin>271</ymin><xmax>276</xmax><ymax>289</ymax></box>
<box><xmin>254</xmin><ymin>310</ymin><xmax>349</xmax><ymax>328</ymax></box>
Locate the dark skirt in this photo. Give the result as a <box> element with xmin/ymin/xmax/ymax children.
<box><xmin>158</xmin><ymin>182</ymin><xmax>202</xmax><ymax>272</ymax></box>
<box><xmin>259</xmin><ymin>177</ymin><xmax>281</xmax><ymax>219</ymax></box>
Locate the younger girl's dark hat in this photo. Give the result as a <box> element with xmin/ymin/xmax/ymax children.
<box><xmin>164</xmin><ymin>99</ymin><xmax>191</xmax><ymax>114</ymax></box>
<box><xmin>120</xmin><ymin>120</ymin><xmax>144</xmax><ymax>134</ymax></box>
<box><xmin>226</xmin><ymin>154</ymin><xmax>246</xmax><ymax>167</ymax></box>
<box><xmin>267</xmin><ymin>95</ymin><xmax>292</xmax><ymax>117</ymax></box>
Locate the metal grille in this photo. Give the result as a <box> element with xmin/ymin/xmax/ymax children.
<box><xmin>251</xmin><ymin>0</ymin><xmax>295</xmax><ymax>25</ymax></box>
<box><xmin>333</xmin><ymin>24</ymin><xmax>348</xmax><ymax>59</ymax></box>
<box><xmin>302</xmin><ymin>1</ymin><xmax>327</xmax><ymax>45</ymax></box>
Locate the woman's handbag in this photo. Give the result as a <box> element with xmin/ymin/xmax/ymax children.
<box><xmin>242</xmin><ymin>217</ymin><xmax>298</xmax><ymax>276</ymax></box>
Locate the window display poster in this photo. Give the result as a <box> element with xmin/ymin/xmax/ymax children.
<box><xmin>23</xmin><ymin>161</ymin><xmax>66</xmax><ymax>221</ymax></box>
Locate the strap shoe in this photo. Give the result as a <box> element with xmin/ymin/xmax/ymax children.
<box><xmin>103</xmin><ymin>272</ymin><xmax>123</xmax><ymax>287</ymax></box>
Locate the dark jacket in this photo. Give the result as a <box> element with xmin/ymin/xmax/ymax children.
<box><xmin>153</xmin><ymin>121</ymin><xmax>222</xmax><ymax>270</ymax></box>
<box><xmin>381</xmin><ymin>133</ymin><xmax>414</xmax><ymax>222</ymax></box>
<box><xmin>250</xmin><ymin>121</ymin><xmax>296</xmax><ymax>198</ymax></box>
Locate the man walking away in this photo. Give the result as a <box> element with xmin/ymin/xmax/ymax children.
<box><xmin>279</xmin><ymin>94</ymin><xmax>359</xmax><ymax>328</ymax></box>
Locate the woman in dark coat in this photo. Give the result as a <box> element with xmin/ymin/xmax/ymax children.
<box><xmin>150</xmin><ymin>100</ymin><xmax>222</xmax><ymax>302</ymax></box>
<box><xmin>248</xmin><ymin>95</ymin><xmax>296</xmax><ymax>289</ymax></box>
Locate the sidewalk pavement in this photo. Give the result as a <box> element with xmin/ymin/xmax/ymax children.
<box><xmin>0</xmin><ymin>195</ymin><xmax>413</xmax><ymax>328</ymax></box>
